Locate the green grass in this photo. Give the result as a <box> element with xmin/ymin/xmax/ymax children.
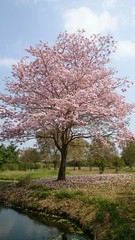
<box><xmin>33</xmin><ymin>185</ymin><xmax>53</xmax><ymax>199</ymax></box>
<box><xmin>55</xmin><ymin>189</ymin><xmax>90</xmax><ymax>200</ymax></box>
<box><xmin>0</xmin><ymin>181</ymin><xmax>12</xmax><ymax>190</ymax></box>
<box><xmin>55</xmin><ymin>189</ymin><xmax>76</xmax><ymax>199</ymax></box>
<box><xmin>90</xmin><ymin>197</ymin><xmax>135</xmax><ymax>240</ymax></box>
<box><xmin>0</xmin><ymin>169</ymin><xmax>58</xmax><ymax>181</ymax></box>
<box><xmin>37</xmin><ymin>190</ymin><xmax>52</xmax><ymax>199</ymax></box>
<box><xmin>0</xmin><ymin>167</ymin><xmax>134</xmax><ymax>182</ymax></box>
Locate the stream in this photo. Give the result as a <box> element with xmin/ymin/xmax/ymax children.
<box><xmin>0</xmin><ymin>207</ymin><xmax>92</xmax><ymax>240</ymax></box>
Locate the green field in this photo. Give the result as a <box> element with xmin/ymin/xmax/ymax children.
<box><xmin>0</xmin><ymin>166</ymin><xmax>134</xmax><ymax>181</ymax></box>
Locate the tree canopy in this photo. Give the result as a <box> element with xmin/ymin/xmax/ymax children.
<box><xmin>0</xmin><ymin>30</ymin><xmax>134</xmax><ymax>180</ymax></box>
<box><xmin>0</xmin><ymin>144</ymin><xmax>18</xmax><ymax>168</ymax></box>
<box><xmin>121</xmin><ymin>141</ymin><xmax>135</xmax><ymax>169</ymax></box>
<box><xmin>87</xmin><ymin>139</ymin><xmax>118</xmax><ymax>173</ymax></box>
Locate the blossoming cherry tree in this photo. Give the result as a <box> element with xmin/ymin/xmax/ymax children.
<box><xmin>0</xmin><ymin>30</ymin><xmax>134</xmax><ymax>180</ymax></box>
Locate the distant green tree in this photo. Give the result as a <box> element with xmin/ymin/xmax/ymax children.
<box><xmin>0</xmin><ymin>144</ymin><xmax>18</xmax><ymax>169</ymax></box>
<box><xmin>18</xmin><ymin>148</ymin><xmax>40</xmax><ymax>170</ymax></box>
<box><xmin>112</xmin><ymin>155</ymin><xmax>125</xmax><ymax>173</ymax></box>
<box><xmin>121</xmin><ymin>141</ymin><xmax>135</xmax><ymax>169</ymax></box>
<box><xmin>87</xmin><ymin>156</ymin><xmax>95</xmax><ymax>171</ymax></box>
<box><xmin>6</xmin><ymin>145</ymin><xmax>18</xmax><ymax>162</ymax></box>
<box><xmin>94</xmin><ymin>156</ymin><xmax>107</xmax><ymax>174</ymax></box>
<box><xmin>0</xmin><ymin>144</ymin><xmax>7</xmax><ymax>167</ymax></box>
<box><xmin>67</xmin><ymin>138</ymin><xmax>89</xmax><ymax>170</ymax></box>
<box><xmin>52</xmin><ymin>153</ymin><xmax>60</xmax><ymax>170</ymax></box>
<box><xmin>36</xmin><ymin>131</ymin><xmax>60</xmax><ymax>169</ymax></box>
<box><xmin>88</xmin><ymin>139</ymin><xmax>118</xmax><ymax>173</ymax></box>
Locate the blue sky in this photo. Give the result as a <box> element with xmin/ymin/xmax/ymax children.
<box><xmin>0</xmin><ymin>0</ymin><xmax>135</xmax><ymax>146</ymax></box>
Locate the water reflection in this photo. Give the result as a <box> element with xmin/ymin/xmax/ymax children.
<box><xmin>61</xmin><ymin>233</ymin><xmax>67</xmax><ymax>240</ymax></box>
<box><xmin>0</xmin><ymin>208</ymin><xmax>90</xmax><ymax>240</ymax></box>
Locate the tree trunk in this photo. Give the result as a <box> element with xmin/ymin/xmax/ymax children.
<box><xmin>73</xmin><ymin>158</ymin><xmax>76</xmax><ymax>170</ymax></box>
<box><xmin>57</xmin><ymin>146</ymin><xmax>67</xmax><ymax>180</ymax></box>
<box><xmin>78</xmin><ymin>161</ymin><xmax>81</xmax><ymax>170</ymax></box>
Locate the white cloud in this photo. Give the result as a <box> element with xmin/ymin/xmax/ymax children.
<box><xmin>63</xmin><ymin>7</ymin><xmax>118</xmax><ymax>36</ymax></box>
<box><xmin>0</xmin><ymin>58</ymin><xmax>18</xmax><ymax>68</ymax></box>
<box><xmin>116</xmin><ymin>40</ymin><xmax>135</xmax><ymax>59</ymax></box>
<box><xmin>102</xmin><ymin>0</ymin><xmax>118</xmax><ymax>9</ymax></box>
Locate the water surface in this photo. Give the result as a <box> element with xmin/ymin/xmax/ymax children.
<box><xmin>0</xmin><ymin>207</ymin><xmax>91</xmax><ymax>240</ymax></box>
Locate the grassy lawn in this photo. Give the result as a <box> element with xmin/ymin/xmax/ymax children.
<box><xmin>0</xmin><ymin>169</ymin><xmax>58</xmax><ymax>181</ymax></box>
<box><xmin>0</xmin><ymin>166</ymin><xmax>134</xmax><ymax>181</ymax></box>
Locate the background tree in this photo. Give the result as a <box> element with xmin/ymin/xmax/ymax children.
<box><xmin>36</xmin><ymin>131</ymin><xmax>60</xmax><ymax>170</ymax></box>
<box><xmin>121</xmin><ymin>141</ymin><xmax>135</xmax><ymax>169</ymax></box>
<box><xmin>87</xmin><ymin>156</ymin><xmax>95</xmax><ymax>171</ymax></box>
<box><xmin>94</xmin><ymin>156</ymin><xmax>107</xmax><ymax>174</ymax></box>
<box><xmin>89</xmin><ymin>139</ymin><xmax>117</xmax><ymax>161</ymax></box>
<box><xmin>52</xmin><ymin>154</ymin><xmax>60</xmax><ymax>170</ymax></box>
<box><xmin>0</xmin><ymin>144</ymin><xmax>18</xmax><ymax>170</ymax></box>
<box><xmin>18</xmin><ymin>148</ymin><xmax>40</xmax><ymax>170</ymax></box>
<box><xmin>0</xmin><ymin>144</ymin><xmax>8</xmax><ymax>168</ymax></box>
<box><xmin>67</xmin><ymin>138</ymin><xmax>89</xmax><ymax>170</ymax></box>
<box><xmin>0</xmin><ymin>30</ymin><xmax>134</xmax><ymax>180</ymax></box>
<box><xmin>112</xmin><ymin>155</ymin><xmax>124</xmax><ymax>173</ymax></box>
<box><xmin>88</xmin><ymin>139</ymin><xmax>118</xmax><ymax>173</ymax></box>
